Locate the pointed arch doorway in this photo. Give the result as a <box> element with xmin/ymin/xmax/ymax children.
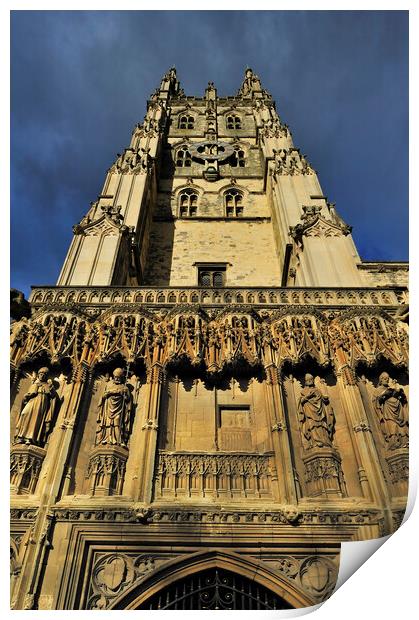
<box><xmin>109</xmin><ymin>550</ymin><xmax>315</xmax><ymax>610</ymax></box>
<box><xmin>135</xmin><ymin>567</ymin><xmax>293</xmax><ymax>610</ymax></box>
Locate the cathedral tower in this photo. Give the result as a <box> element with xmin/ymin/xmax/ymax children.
<box><xmin>10</xmin><ymin>68</ymin><xmax>409</xmax><ymax>610</ymax></box>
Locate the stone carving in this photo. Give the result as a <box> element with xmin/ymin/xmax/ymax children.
<box><xmin>299</xmin><ymin>556</ymin><xmax>337</xmax><ymax>601</ymax></box>
<box><xmin>96</xmin><ymin>369</ymin><xmax>133</xmax><ymax>447</ymax></box>
<box><xmin>237</xmin><ymin>67</ymin><xmax>267</xmax><ymax>98</ymax></box>
<box><xmin>303</xmin><ymin>451</ymin><xmax>346</xmax><ymax>498</ymax></box>
<box><xmin>10</xmin><ymin>288</ymin><xmax>31</xmax><ymax>320</ymax></box>
<box><xmin>10</xmin><ymin>444</ymin><xmax>46</xmax><ymax>495</ymax></box>
<box><xmin>50</xmin><ymin>506</ymin><xmax>378</xmax><ymax>527</ymax></box>
<box><xmin>297</xmin><ymin>374</ymin><xmax>335</xmax><ymax>450</ymax></box>
<box><xmin>94</xmin><ymin>554</ymin><xmax>135</xmax><ymax>597</ymax></box>
<box><xmin>87</xmin><ymin>446</ymin><xmax>128</xmax><ymax>496</ymax></box>
<box><xmin>387</xmin><ymin>452</ymin><xmax>409</xmax><ymax>486</ymax></box>
<box><xmin>29</xmin><ymin>285</ymin><xmax>403</xmax><ymax>309</ymax></box>
<box><xmin>12</xmin><ymin>303</ymin><xmax>408</xmax><ymax>384</ymax></box>
<box><xmin>88</xmin><ymin>552</ymin><xmax>158</xmax><ymax>610</ymax></box>
<box><xmin>289</xmin><ymin>206</ymin><xmax>351</xmax><ymax>242</ymax></box>
<box><xmin>372</xmin><ymin>372</ymin><xmax>409</xmax><ymax>449</ymax></box>
<box><xmin>272</xmin><ymin>148</ymin><xmax>314</xmax><ymax>176</ymax></box>
<box><xmin>154</xmin><ymin>452</ymin><xmax>273</xmax><ymax>500</ymax></box>
<box><xmin>277</xmin><ymin>557</ymin><xmax>300</xmax><ymax>579</ymax></box>
<box><xmin>329</xmin><ymin>312</ymin><xmax>408</xmax><ymax>373</ymax></box>
<box><xmin>109</xmin><ymin>147</ymin><xmax>153</xmax><ymax>175</ymax></box>
<box><xmin>353</xmin><ymin>421</ymin><xmax>372</xmax><ymax>433</ymax></box>
<box><xmin>14</xmin><ymin>368</ymin><xmax>59</xmax><ymax>447</ymax></box>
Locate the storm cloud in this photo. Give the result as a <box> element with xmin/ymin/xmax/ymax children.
<box><xmin>11</xmin><ymin>10</ymin><xmax>408</xmax><ymax>296</ymax></box>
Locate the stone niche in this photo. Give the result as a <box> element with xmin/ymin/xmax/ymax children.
<box><xmin>65</xmin><ymin>365</ymin><xmax>147</xmax><ymax>498</ymax></box>
<box><xmin>158</xmin><ymin>373</ymin><xmax>271</xmax><ymax>453</ymax></box>
<box><xmin>10</xmin><ymin>362</ymin><xmax>69</xmax><ymax>495</ymax></box>
<box><xmin>154</xmin><ymin>371</ymin><xmax>275</xmax><ymax>502</ymax></box>
<box><xmin>357</xmin><ymin>365</ymin><xmax>409</xmax><ymax>498</ymax></box>
<box><xmin>283</xmin><ymin>368</ymin><xmax>355</xmax><ymax>500</ymax></box>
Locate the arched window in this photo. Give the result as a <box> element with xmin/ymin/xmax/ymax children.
<box><xmin>179</xmin><ymin>114</ymin><xmax>195</xmax><ymax>129</ymax></box>
<box><xmin>179</xmin><ymin>189</ymin><xmax>198</xmax><ymax>217</ymax></box>
<box><xmin>230</xmin><ymin>146</ymin><xmax>245</xmax><ymax>168</ymax></box>
<box><xmin>176</xmin><ymin>146</ymin><xmax>192</xmax><ymax>167</ymax></box>
<box><xmin>226</xmin><ymin>115</ymin><xmax>241</xmax><ymax>130</ymax></box>
<box><xmin>224</xmin><ymin>189</ymin><xmax>244</xmax><ymax>217</ymax></box>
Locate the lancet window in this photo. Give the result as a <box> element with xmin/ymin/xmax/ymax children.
<box><xmin>224</xmin><ymin>189</ymin><xmax>244</xmax><ymax>217</ymax></box>
<box><xmin>176</xmin><ymin>146</ymin><xmax>192</xmax><ymax>167</ymax></box>
<box><xmin>230</xmin><ymin>146</ymin><xmax>245</xmax><ymax>168</ymax></box>
<box><xmin>179</xmin><ymin>189</ymin><xmax>198</xmax><ymax>217</ymax></box>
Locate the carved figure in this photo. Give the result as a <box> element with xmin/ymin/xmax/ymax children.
<box><xmin>96</xmin><ymin>368</ymin><xmax>132</xmax><ymax>447</ymax></box>
<box><xmin>297</xmin><ymin>374</ymin><xmax>335</xmax><ymax>449</ymax></box>
<box><xmin>372</xmin><ymin>372</ymin><xmax>409</xmax><ymax>449</ymax></box>
<box><xmin>15</xmin><ymin>367</ymin><xmax>58</xmax><ymax>446</ymax></box>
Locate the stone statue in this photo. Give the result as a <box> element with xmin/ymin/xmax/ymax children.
<box><xmin>297</xmin><ymin>374</ymin><xmax>335</xmax><ymax>449</ymax></box>
<box><xmin>242</xmin><ymin>68</ymin><xmax>255</xmax><ymax>95</ymax></box>
<box><xmin>15</xmin><ymin>367</ymin><xmax>58</xmax><ymax>447</ymax></box>
<box><xmin>372</xmin><ymin>372</ymin><xmax>409</xmax><ymax>449</ymax></box>
<box><xmin>96</xmin><ymin>368</ymin><xmax>132</xmax><ymax>447</ymax></box>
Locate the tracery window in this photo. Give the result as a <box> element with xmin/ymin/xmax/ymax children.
<box><xmin>226</xmin><ymin>115</ymin><xmax>242</xmax><ymax>130</ymax></box>
<box><xmin>224</xmin><ymin>189</ymin><xmax>244</xmax><ymax>217</ymax></box>
<box><xmin>230</xmin><ymin>146</ymin><xmax>245</xmax><ymax>168</ymax></box>
<box><xmin>179</xmin><ymin>114</ymin><xmax>195</xmax><ymax>129</ymax></box>
<box><xmin>176</xmin><ymin>146</ymin><xmax>192</xmax><ymax>167</ymax></box>
<box><xmin>179</xmin><ymin>189</ymin><xmax>198</xmax><ymax>217</ymax></box>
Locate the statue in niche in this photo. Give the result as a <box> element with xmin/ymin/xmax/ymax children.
<box><xmin>15</xmin><ymin>367</ymin><xmax>59</xmax><ymax>447</ymax></box>
<box><xmin>297</xmin><ymin>374</ymin><xmax>335</xmax><ymax>449</ymax></box>
<box><xmin>372</xmin><ymin>372</ymin><xmax>409</xmax><ymax>449</ymax></box>
<box><xmin>96</xmin><ymin>368</ymin><xmax>133</xmax><ymax>447</ymax></box>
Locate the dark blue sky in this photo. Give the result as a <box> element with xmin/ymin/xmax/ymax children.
<box><xmin>11</xmin><ymin>10</ymin><xmax>408</xmax><ymax>297</ymax></box>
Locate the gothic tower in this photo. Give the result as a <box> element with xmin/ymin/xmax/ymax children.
<box><xmin>10</xmin><ymin>68</ymin><xmax>409</xmax><ymax>610</ymax></box>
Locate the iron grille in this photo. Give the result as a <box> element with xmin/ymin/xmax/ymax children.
<box><xmin>137</xmin><ymin>568</ymin><xmax>293</xmax><ymax>610</ymax></box>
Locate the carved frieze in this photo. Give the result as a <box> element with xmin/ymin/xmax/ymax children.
<box><xmin>154</xmin><ymin>451</ymin><xmax>273</xmax><ymax>500</ymax></box>
<box><xmin>29</xmin><ymin>285</ymin><xmax>405</xmax><ymax>309</ymax></box>
<box><xmin>328</xmin><ymin>313</ymin><xmax>408</xmax><ymax>372</ymax></box>
<box><xmin>11</xmin><ymin>301</ymin><xmax>408</xmax><ymax>379</ymax></box>
<box><xmin>50</xmin><ymin>506</ymin><xmax>380</xmax><ymax>528</ymax></box>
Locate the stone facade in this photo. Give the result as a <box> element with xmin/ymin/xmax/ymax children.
<box><xmin>10</xmin><ymin>68</ymin><xmax>408</xmax><ymax>610</ymax></box>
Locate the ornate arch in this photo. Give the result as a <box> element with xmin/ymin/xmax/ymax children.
<box><xmin>108</xmin><ymin>549</ymin><xmax>315</xmax><ymax>609</ymax></box>
<box><xmin>173</xmin><ymin>179</ymin><xmax>204</xmax><ymax>201</ymax></box>
<box><xmin>218</xmin><ymin>180</ymin><xmax>249</xmax><ymax>200</ymax></box>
